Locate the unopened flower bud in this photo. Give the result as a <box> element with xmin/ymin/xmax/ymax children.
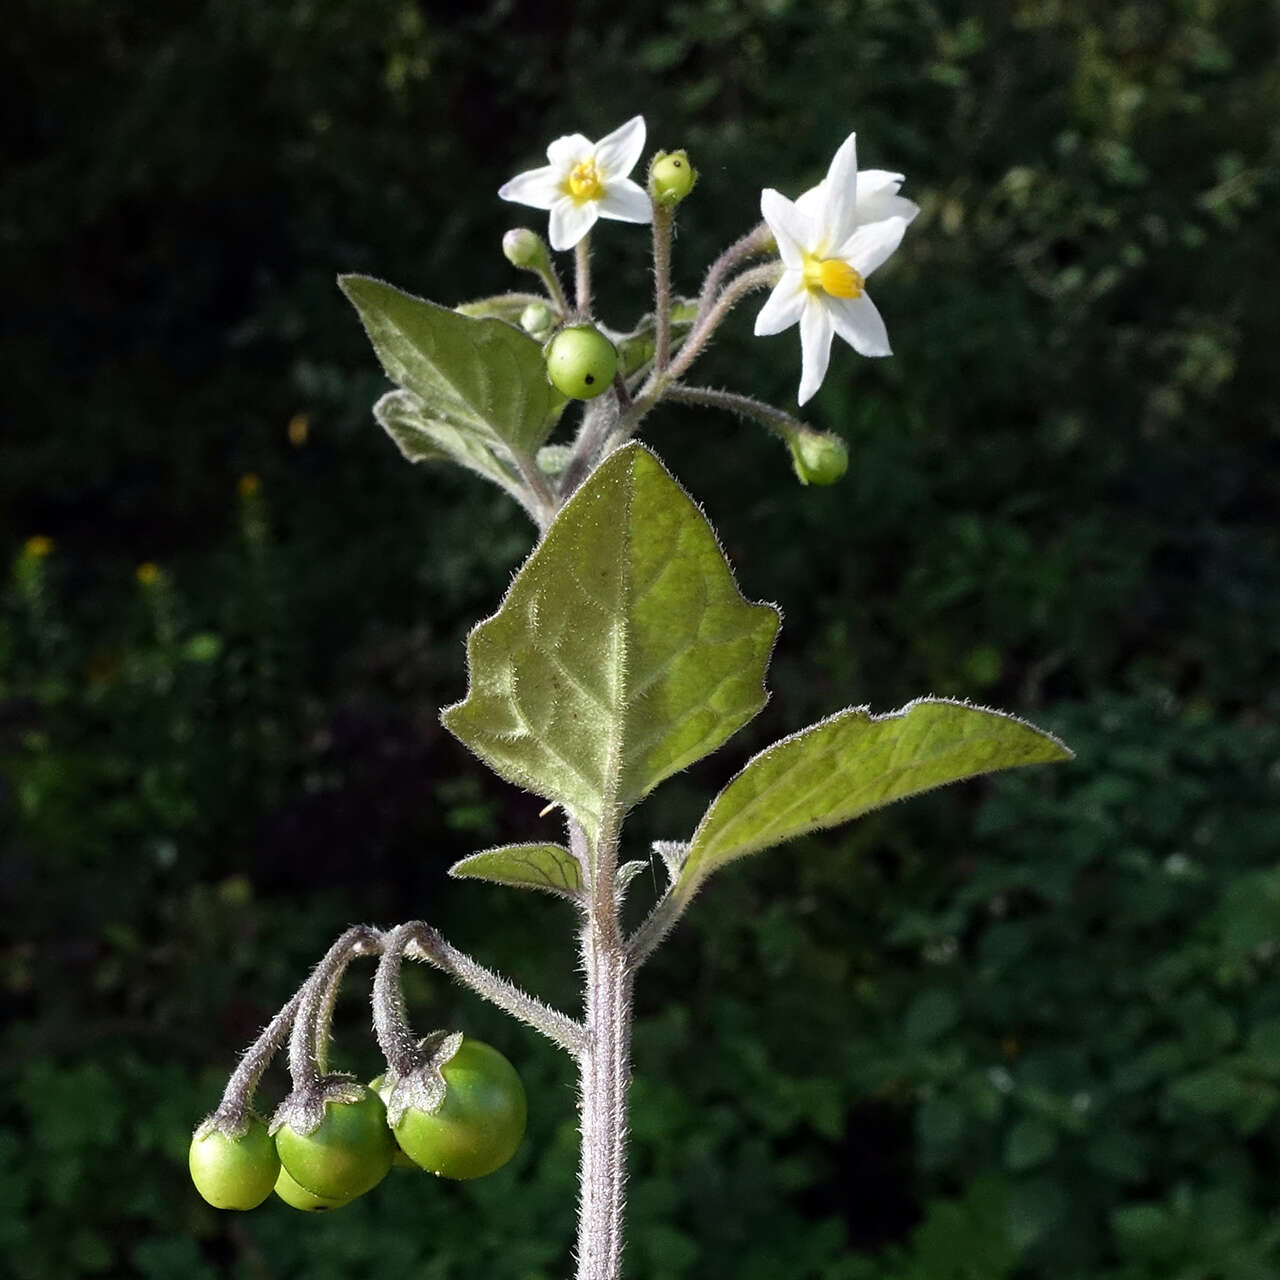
<box><xmin>544</xmin><ymin>325</ymin><xmax>618</xmax><ymax>401</ymax></box>
<box><xmin>649</xmin><ymin>151</ymin><xmax>697</xmax><ymax>206</ymax></box>
<box><xmin>788</xmin><ymin>428</ymin><xmax>848</xmax><ymax>486</ymax></box>
<box><xmin>502</xmin><ymin>228</ymin><xmax>550</xmax><ymax>272</ymax></box>
<box><xmin>520</xmin><ymin>302</ymin><xmax>555</xmax><ymax>339</ymax></box>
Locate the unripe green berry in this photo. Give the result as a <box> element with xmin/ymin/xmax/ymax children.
<box><xmin>274</xmin><ymin>1085</ymin><xmax>395</xmax><ymax>1202</ymax></box>
<box><xmin>788</xmin><ymin>428</ymin><xmax>848</xmax><ymax>486</ymax></box>
<box><xmin>273</xmin><ymin>1164</ymin><xmax>353</xmax><ymax>1211</ymax></box>
<box><xmin>189</xmin><ymin>1116</ymin><xmax>280</xmax><ymax>1210</ymax></box>
<box><xmin>502</xmin><ymin>228</ymin><xmax>550</xmax><ymax>272</ymax></box>
<box><xmin>544</xmin><ymin>325</ymin><xmax>618</xmax><ymax>400</ymax></box>
<box><xmin>649</xmin><ymin>151</ymin><xmax>697</xmax><ymax>205</ymax></box>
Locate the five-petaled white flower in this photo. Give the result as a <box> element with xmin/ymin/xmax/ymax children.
<box><xmin>498</xmin><ymin>116</ymin><xmax>652</xmax><ymax>253</ymax></box>
<box><xmin>755</xmin><ymin>133</ymin><xmax>919</xmax><ymax>405</ymax></box>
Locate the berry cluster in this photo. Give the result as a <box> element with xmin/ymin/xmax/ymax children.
<box><xmin>189</xmin><ymin>924</ymin><xmax>527</xmax><ymax>1213</ymax></box>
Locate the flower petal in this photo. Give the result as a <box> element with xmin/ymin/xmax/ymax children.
<box><xmin>498</xmin><ymin>165</ymin><xmax>563</xmax><ymax>211</ymax></box>
<box><xmin>548</xmin><ymin>198</ymin><xmax>599</xmax><ymax>251</ymax></box>
<box><xmin>594</xmin><ymin>115</ymin><xmax>646</xmax><ymax>179</ymax></box>
<box><xmin>821</xmin><ymin>132</ymin><xmax>860</xmax><ymax>249</ymax></box>
<box><xmin>828</xmin><ymin>291</ymin><xmax>891</xmax><ymax>357</ymax></box>
<box><xmin>838</xmin><ymin>215</ymin><xmax>909</xmax><ymax>278</ymax></box>
<box><xmin>856</xmin><ymin>170</ymin><xmax>904</xmax><ymax>200</ymax></box>
<box><xmin>753</xmin><ymin>273</ymin><xmax>807</xmax><ymax>336</ymax></box>
<box><xmin>857</xmin><ymin>171</ymin><xmax>919</xmax><ymax>226</ymax></box>
<box><xmin>546</xmin><ymin>133</ymin><xmax>594</xmax><ymax>171</ymax></box>
<box><xmin>797</xmin><ymin>298</ymin><xmax>834</xmax><ymax>405</ymax></box>
<box><xmin>794</xmin><ymin>180</ymin><xmax>826</xmax><ymax>224</ymax></box>
<box><xmin>596</xmin><ymin>178</ymin><xmax>652</xmax><ymax>224</ymax></box>
<box><xmin>760</xmin><ymin>188</ymin><xmax>812</xmax><ymax>268</ymax></box>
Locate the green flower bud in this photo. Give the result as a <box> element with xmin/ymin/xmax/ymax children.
<box><xmin>520</xmin><ymin>301</ymin><xmax>555</xmax><ymax>339</ymax></box>
<box><xmin>649</xmin><ymin>151</ymin><xmax>697</xmax><ymax>206</ymax></box>
<box><xmin>503</xmin><ymin>228</ymin><xmax>550</xmax><ymax>272</ymax></box>
<box><xmin>544</xmin><ymin>325</ymin><xmax>618</xmax><ymax>400</ymax></box>
<box><xmin>788</xmin><ymin>428</ymin><xmax>848</xmax><ymax>486</ymax></box>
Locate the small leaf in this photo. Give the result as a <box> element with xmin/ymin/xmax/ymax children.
<box><xmin>374</xmin><ymin>390</ymin><xmax>524</xmax><ymax>496</ymax></box>
<box><xmin>340</xmin><ymin>274</ymin><xmax>564</xmax><ymax>455</ymax></box>
<box><xmin>448</xmin><ymin>843</ymin><xmax>582</xmax><ymax>900</ymax></box>
<box><xmin>454</xmin><ymin>292</ymin><xmax>546</xmax><ymax>323</ymax></box>
<box><xmin>678</xmin><ymin>698</ymin><xmax>1072</xmax><ymax>895</ymax></box>
<box><xmin>442</xmin><ymin>444</ymin><xmax>779</xmax><ymax>843</ymax></box>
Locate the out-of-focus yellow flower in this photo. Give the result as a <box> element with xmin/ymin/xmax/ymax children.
<box><xmin>136</xmin><ymin>562</ymin><xmax>162</xmax><ymax>586</ymax></box>
<box><xmin>237</xmin><ymin>473</ymin><xmax>262</xmax><ymax>498</ymax></box>
<box><xmin>287</xmin><ymin>413</ymin><xmax>309</xmax><ymax>447</ymax></box>
<box><xmin>24</xmin><ymin>535</ymin><xmax>54</xmax><ymax>559</ymax></box>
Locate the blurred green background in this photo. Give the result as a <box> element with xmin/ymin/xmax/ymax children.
<box><xmin>3</xmin><ymin>0</ymin><xmax>1278</xmax><ymax>1276</ymax></box>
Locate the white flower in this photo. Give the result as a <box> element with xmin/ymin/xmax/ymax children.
<box><xmin>754</xmin><ymin>133</ymin><xmax>919</xmax><ymax>405</ymax></box>
<box><xmin>498</xmin><ymin>116</ymin><xmax>652</xmax><ymax>252</ymax></box>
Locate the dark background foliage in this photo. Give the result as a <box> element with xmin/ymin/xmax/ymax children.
<box><xmin>3</xmin><ymin>0</ymin><xmax>1278</xmax><ymax>1276</ymax></box>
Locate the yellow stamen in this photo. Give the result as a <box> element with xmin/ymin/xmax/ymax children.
<box><xmin>567</xmin><ymin>160</ymin><xmax>604</xmax><ymax>203</ymax></box>
<box><xmin>802</xmin><ymin>255</ymin><xmax>864</xmax><ymax>299</ymax></box>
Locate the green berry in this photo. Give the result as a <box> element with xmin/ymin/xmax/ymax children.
<box><xmin>391</xmin><ymin>1037</ymin><xmax>527</xmax><ymax>1180</ymax></box>
<box><xmin>274</xmin><ymin>1084</ymin><xmax>395</xmax><ymax>1202</ymax></box>
<box><xmin>273</xmin><ymin>1164</ymin><xmax>353</xmax><ymax>1212</ymax></box>
<box><xmin>788</xmin><ymin>428</ymin><xmax>848</xmax><ymax>486</ymax></box>
<box><xmin>544</xmin><ymin>325</ymin><xmax>618</xmax><ymax>400</ymax></box>
<box><xmin>189</xmin><ymin>1115</ymin><xmax>280</xmax><ymax>1211</ymax></box>
<box><xmin>649</xmin><ymin>151</ymin><xmax>697</xmax><ymax>205</ymax></box>
<box><xmin>369</xmin><ymin>1075</ymin><xmax>417</xmax><ymax>1169</ymax></box>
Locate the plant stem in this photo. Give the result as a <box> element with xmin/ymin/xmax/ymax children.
<box><xmin>651</xmin><ymin>202</ymin><xmax>674</xmax><ymax>372</ymax></box>
<box><xmin>576</xmin><ymin>922</ymin><xmax>632</xmax><ymax>1280</ymax></box>
<box><xmin>575</xmin><ymin>237</ymin><xmax>593</xmax><ymax>315</ymax></box>
<box><xmin>572</xmin><ymin>816</ymin><xmax>633</xmax><ymax>1280</ymax></box>
<box><xmin>664</xmin><ymin>383</ymin><xmax>807</xmax><ymax>442</ymax></box>
<box><xmin>405</xmin><ymin>921</ymin><xmax>587</xmax><ymax>1056</ymax></box>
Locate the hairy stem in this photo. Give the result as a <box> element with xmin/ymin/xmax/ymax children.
<box><xmin>663</xmin><ymin>261</ymin><xmax>781</xmax><ymax>385</ymax></box>
<box><xmin>207</xmin><ymin>986</ymin><xmax>306</xmax><ymax>1131</ymax></box>
<box><xmin>537</xmin><ymin>262</ymin><xmax>570</xmax><ymax>318</ymax></box>
<box><xmin>575</xmin><ymin>237</ymin><xmax>593</xmax><ymax>315</ymax></box>
<box><xmin>287</xmin><ymin>925</ymin><xmax>382</xmax><ymax>1088</ymax></box>
<box><xmin>372</xmin><ymin>922</ymin><xmax>422</xmax><ymax>1077</ymax></box>
<box><xmin>651</xmin><ymin>202</ymin><xmax>674</xmax><ymax>373</ymax></box>
<box><xmin>663</xmin><ymin>383</ymin><xmax>807</xmax><ymax>441</ymax></box>
<box><xmin>404</xmin><ymin>921</ymin><xmax>587</xmax><ymax>1056</ymax></box>
<box><xmin>573</xmin><ymin>816</ymin><xmax>633</xmax><ymax>1280</ymax></box>
<box><xmin>513</xmin><ymin>450</ymin><xmax>559</xmax><ymax>534</ymax></box>
<box><xmin>695</xmin><ymin>221</ymin><xmax>773</xmax><ymax>325</ymax></box>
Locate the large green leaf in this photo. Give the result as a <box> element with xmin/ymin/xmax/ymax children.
<box><xmin>442</xmin><ymin>444</ymin><xmax>780</xmax><ymax>842</ymax></box>
<box><xmin>339</xmin><ymin>274</ymin><xmax>563</xmax><ymax>455</ymax></box>
<box><xmin>677</xmin><ymin>698</ymin><xmax>1072</xmax><ymax>894</ymax></box>
<box><xmin>448</xmin><ymin>843</ymin><xmax>582</xmax><ymax>901</ymax></box>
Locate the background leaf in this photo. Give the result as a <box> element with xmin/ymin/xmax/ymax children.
<box><xmin>442</xmin><ymin>444</ymin><xmax>780</xmax><ymax>842</ymax></box>
<box><xmin>678</xmin><ymin>699</ymin><xmax>1071</xmax><ymax>895</ymax></box>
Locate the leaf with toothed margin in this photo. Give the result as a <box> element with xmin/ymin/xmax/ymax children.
<box><xmin>676</xmin><ymin>698</ymin><xmax>1073</xmax><ymax>897</ymax></box>
<box><xmin>449</xmin><ymin>843</ymin><xmax>583</xmax><ymax>900</ymax></box>
<box><xmin>441</xmin><ymin>444</ymin><xmax>781</xmax><ymax>844</ymax></box>
<box><xmin>340</xmin><ymin>274</ymin><xmax>565</xmax><ymax>456</ymax></box>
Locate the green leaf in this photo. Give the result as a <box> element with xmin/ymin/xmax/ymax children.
<box><xmin>441</xmin><ymin>444</ymin><xmax>779</xmax><ymax>842</ymax></box>
<box><xmin>1005</xmin><ymin>1118</ymin><xmax>1058</xmax><ymax>1171</ymax></box>
<box><xmin>339</xmin><ymin>274</ymin><xmax>564</xmax><ymax>455</ymax></box>
<box><xmin>374</xmin><ymin>389</ymin><xmax>523</xmax><ymax>496</ymax></box>
<box><xmin>448</xmin><ymin>843</ymin><xmax>582</xmax><ymax>900</ymax></box>
<box><xmin>677</xmin><ymin>699</ymin><xmax>1072</xmax><ymax>895</ymax></box>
